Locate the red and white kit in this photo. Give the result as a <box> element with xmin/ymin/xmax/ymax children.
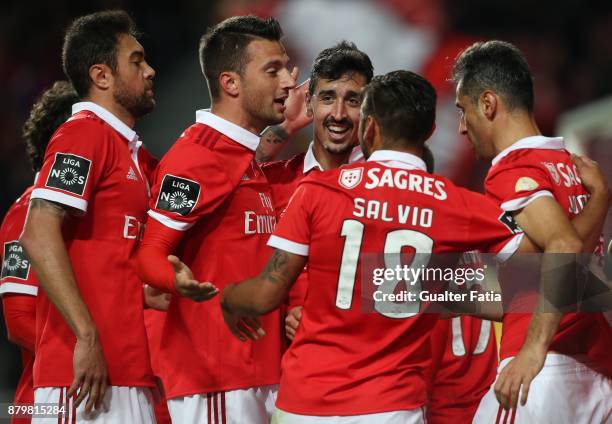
<box><xmin>427</xmin><ymin>316</ymin><xmax>497</xmax><ymax>424</ymax></box>
<box><xmin>474</xmin><ymin>135</ymin><xmax>612</xmax><ymax>424</ymax></box>
<box><xmin>30</xmin><ymin>102</ymin><xmax>156</xmax><ymax>423</ymax></box>
<box><xmin>268</xmin><ymin>150</ymin><xmax>522</xmax><ymax>422</ymax></box>
<box><xmin>141</xmin><ymin>110</ymin><xmax>280</xmax><ymax>423</ymax></box>
<box><xmin>262</xmin><ymin>143</ymin><xmax>363</xmax><ymax>309</ymax></box>
<box><xmin>1</xmin><ymin>185</ymin><xmax>38</xmax><ymax>424</ymax></box>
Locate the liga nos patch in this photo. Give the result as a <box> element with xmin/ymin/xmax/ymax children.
<box><xmin>155</xmin><ymin>174</ymin><xmax>201</xmax><ymax>216</ymax></box>
<box><xmin>45</xmin><ymin>152</ymin><xmax>91</xmax><ymax>196</ymax></box>
<box><xmin>2</xmin><ymin>241</ymin><xmax>31</xmax><ymax>280</ymax></box>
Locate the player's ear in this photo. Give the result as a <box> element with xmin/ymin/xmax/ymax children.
<box><xmin>219</xmin><ymin>71</ymin><xmax>240</xmax><ymax>97</ymax></box>
<box><xmin>89</xmin><ymin>64</ymin><xmax>112</xmax><ymax>91</ymax></box>
<box><xmin>480</xmin><ymin>90</ymin><xmax>497</xmax><ymax>121</ymax></box>
<box><xmin>306</xmin><ymin>93</ymin><xmax>314</xmax><ymax>118</ymax></box>
<box><xmin>363</xmin><ymin>115</ymin><xmax>377</xmax><ymax>147</ymax></box>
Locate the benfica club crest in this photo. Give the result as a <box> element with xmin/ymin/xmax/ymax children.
<box><xmin>542</xmin><ymin>162</ymin><xmax>561</xmax><ymax>185</ymax></box>
<box><xmin>339</xmin><ymin>168</ymin><xmax>363</xmax><ymax>189</ymax></box>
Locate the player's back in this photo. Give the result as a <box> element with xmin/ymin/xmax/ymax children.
<box><xmin>273</xmin><ymin>151</ymin><xmax>520</xmax><ymax>416</ymax></box>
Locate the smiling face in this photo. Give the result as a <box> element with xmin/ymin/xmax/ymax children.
<box><xmin>309</xmin><ymin>72</ymin><xmax>367</xmax><ymax>155</ymax></box>
<box><xmin>455</xmin><ymin>80</ymin><xmax>496</xmax><ymax>160</ymax></box>
<box><xmin>112</xmin><ymin>34</ymin><xmax>156</xmax><ymax>119</ymax></box>
<box><xmin>239</xmin><ymin>39</ymin><xmax>295</xmax><ymax>129</ymax></box>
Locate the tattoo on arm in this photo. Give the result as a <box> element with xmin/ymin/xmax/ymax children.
<box><xmin>256</xmin><ymin>126</ymin><xmax>289</xmax><ymax>163</ymax></box>
<box><xmin>30</xmin><ymin>198</ymin><xmax>67</xmax><ymax>218</ymax></box>
<box><xmin>262</xmin><ymin>250</ymin><xmax>291</xmax><ymax>287</ymax></box>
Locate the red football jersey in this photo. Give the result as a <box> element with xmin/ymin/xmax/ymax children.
<box><xmin>268</xmin><ymin>150</ymin><xmax>522</xmax><ymax>415</ymax></box>
<box><xmin>485</xmin><ymin>135</ymin><xmax>612</xmax><ymax>378</ymax></box>
<box><xmin>146</xmin><ymin>110</ymin><xmax>281</xmax><ymax>398</ymax></box>
<box><xmin>1</xmin><ymin>186</ymin><xmax>37</xmax><ymax>421</ymax></box>
<box><xmin>427</xmin><ymin>316</ymin><xmax>497</xmax><ymax>423</ymax></box>
<box><xmin>262</xmin><ymin>144</ymin><xmax>364</xmax><ymax>309</ymax></box>
<box><xmin>30</xmin><ymin>102</ymin><xmax>155</xmax><ymax>388</ymax></box>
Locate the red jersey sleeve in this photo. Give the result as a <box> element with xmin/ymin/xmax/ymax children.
<box><xmin>2</xmin><ymin>294</ymin><xmax>36</xmax><ymax>352</ymax></box>
<box><xmin>1</xmin><ymin>191</ymin><xmax>38</xmax><ymax>296</ymax></box>
<box><xmin>31</xmin><ymin>116</ymin><xmax>107</xmax><ymax>213</ymax></box>
<box><xmin>267</xmin><ymin>183</ymin><xmax>313</xmax><ymax>256</ymax></box>
<box><xmin>456</xmin><ymin>188</ymin><xmax>524</xmax><ymax>257</ymax></box>
<box><xmin>147</xmin><ymin>142</ymin><xmax>251</xmax><ymax>231</ymax></box>
<box><xmin>485</xmin><ymin>162</ymin><xmax>554</xmax><ymax>212</ymax></box>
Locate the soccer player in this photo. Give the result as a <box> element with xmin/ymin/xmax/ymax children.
<box><xmin>0</xmin><ymin>81</ymin><xmax>78</xmax><ymax>424</ymax></box>
<box><xmin>135</xmin><ymin>16</ymin><xmax>295</xmax><ymax>423</ymax></box>
<box><xmin>19</xmin><ymin>10</ymin><xmax>158</xmax><ymax>423</ymax></box>
<box><xmin>259</xmin><ymin>41</ymin><xmax>373</xmax><ymax>328</ymax></box>
<box><xmin>220</xmin><ymin>70</ymin><xmax>527</xmax><ymax>423</ymax></box>
<box><xmin>452</xmin><ymin>40</ymin><xmax>612</xmax><ymax>423</ymax></box>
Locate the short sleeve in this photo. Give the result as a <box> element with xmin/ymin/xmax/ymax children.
<box><xmin>0</xmin><ymin>202</ymin><xmax>38</xmax><ymax>297</ymax></box>
<box><xmin>0</xmin><ymin>240</ymin><xmax>38</xmax><ymax>297</ymax></box>
<box><xmin>267</xmin><ymin>183</ymin><xmax>313</xmax><ymax>256</ymax></box>
<box><xmin>458</xmin><ymin>188</ymin><xmax>524</xmax><ymax>257</ymax></box>
<box><xmin>31</xmin><ymin>118</ymin><xmax>107</xmax><ymax>213</ymax></box>
<box><xmin>147</xmin><ymin>141</ymin><xmax>253</xmax><ymax>231</ymax></box>
<box><xmin>485</xmin><ymin>163</ymin><xmax>554</xmax><ymax>212</ymax></box>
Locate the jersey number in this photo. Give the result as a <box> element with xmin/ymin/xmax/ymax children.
<box><xmin>335</xmin><ymin>219</ymin><xmax>433</xmax><ymax>318</ymax></box>
<box><xmin>450</xmin><ymin>317</ymin><xmax>492</xmax><ymax>356</ymax></box>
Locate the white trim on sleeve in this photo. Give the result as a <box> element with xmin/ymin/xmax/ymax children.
<box><xmin>495</xmin><ymin>233</ymin><xmax>524</xmax><ymax>263</ymax></box>
<box><xmin>30</xmin><ymin>188</ymin><xmax>88</xmax><ymax>212</ymax></box>
<box><xmin>267</xmin><ymin>235</ymin><xmax>309</xmax><ymax>256</ymax></box>
<box><xmin>500</xmin><ymin>190</ymin><xmax>554</xmax><ymax>212</ymax></box>
<box><xmin>0</xmin><ymin>282</ymin><xmax>38</xmax><ymax>296</ymax></box>
<box><xmin>147</xmin><ymin>210</ymin><xmax>193</xmax><ymax>231</ymax></box>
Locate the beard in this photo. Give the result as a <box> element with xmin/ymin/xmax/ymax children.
<box><xmin>113</xmin><ymin>79</ymin><xmax>155</xmax><ymax>119</ymax></box>
<box><xmin>241</xmin><ymin>87</ymin><xmax>284</xmax><ymax>130</ymax></box>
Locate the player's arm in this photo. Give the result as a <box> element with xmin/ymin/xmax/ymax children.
<box><xmin>136</xmin><ymin>219</ymin><xmax>218</xmax><ymax>301</ymax></box>
<box><xmin>2</xmin><ymin>294</ymin><xmax>36</xmax><ymax>352</ymax></box>
<box><xmin>256</xmin><ymin>78</ymin><xmax>311</xmax><ymax>163</ymax></box>
<box><xmin>570</xmin><ymin>154</ymin><xmax>611</xmax><ymax>251</ymax></box>
<box><xmin>220</xmin><ymin>249</ymin><xmax>307</xmax><ymax>340</ymax></box>
<box><xmin>20</xmin><ymin>198</ymin><xmax>107</xmax><ymax>412</ymax></box>
<box><xmin>494</xmin><ymin>196</ymin><xmax>582</xmax><ymax>411</ymax></box>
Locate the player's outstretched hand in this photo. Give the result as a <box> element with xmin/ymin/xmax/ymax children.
<box><xmin>572</xmin><ymin>154</ymin><xmax>611</xmax><ymax>201</ymax></box>
<box><xmin>168</xmin><ymin>255</ymin><xmax>219</xmax><ymax>302</ymax></box>
<box><xmin>282</xmin><ymin>70</ymin><xmax>311</xmax><ymax>136</ymax></box>
<box><xmin>494</xmin><ymin>345</ymin><xmax>546</xmax><ymax>411</ymax></box>
<box><xmin>220</xmin><ymin>304</ymin><xmax>266</xmax><ymax>342</ymax></box>
<box><xmin>68</xmin><ymin>335</ymin><xmax>108</xmax><ymax>413</ymax></box>
<box><xmin>144</xmin><ymin>284</ymin><xmax>171</xmax><ymax>311</ymax></box>
<box><xmin>285</xmin><ymin>306</ymin><xmax>302</xmax><ymax>341</ymax></box>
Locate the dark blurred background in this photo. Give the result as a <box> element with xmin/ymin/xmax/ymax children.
<box><xmin>1</xmin><ymin>0</ymin><xmax>611</xmax><ymax>403</ymax></box>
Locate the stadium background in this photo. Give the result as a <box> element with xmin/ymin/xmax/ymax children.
<box><xmin>1</xmin><ymin>0</ymin><xmax>611</xmax><ymax>404</ymax></box>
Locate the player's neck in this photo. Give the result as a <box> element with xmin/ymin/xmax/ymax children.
<box><xmin>84</xmin><ymin>95</ymin><xmax>136</xmax><ymax>128</ymax></box>
<box><xmin>211</xmin><ymin>102</ymin><xmax>265</xmax><ymax>135</ymax></box>
<box><xmin>312</xmin><ymin>141</ymin><xmax>352</xmax><ymax>170</ymax></box>
<box><xmin>492</xmin><ymin>113</ymin><xmax>540</xmax><ymax>155</ymax></box>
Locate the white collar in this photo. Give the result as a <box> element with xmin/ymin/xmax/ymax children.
<box><xmin>303</xmin><ymin>142</ymin><xmax>324</xmax><ymax>173</ymax></box>
<box><xmin>492</xmin><ymin>135</ymin><xmax>565</xmax><ymax>166</ymax></box>
<box><xmin>71</xmin><ymin>102</ymin><xmax>138</xmax><ymax>145</ymax></box>
<box><xmin>367</xmin><ymin>150</ymin><xmax>427</xmax><ymax>171</ymax></box>
<box><xmin>303</xmin><ymin>142</ymin><xmax>365</xmax><ymax>174</ymax></box>
<box><xmin>195</xmin><ymin>109</ymin><xmax>260</xmax><ymax>151</ymax></box>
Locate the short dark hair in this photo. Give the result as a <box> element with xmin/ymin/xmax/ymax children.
<box><xmin>199</xmin><ymin>16</ymin><xmax>283</xmax><ymax>100</ymax></box>
<box><xmin>451</xmin><ymin>40</ymin><xmax>534</xmax><ymax>112</ymax></box>
<box><xmin>62</xmin><ymin>10</ymin><xmax>139</xmax><ymax>98</ymax></box>
<box><xmin>362</xmin><ymin>70</ymin><xmax>436</xmax><ymax>146</ymax></box>
<box><xmin>308</xmin><ymin>41</ymin><xmax>374</xmax><ymax>95</ymax></box>
<box><xmin>22</xmin><ymin>81</ymin><xmax>79</xmax><ymax>172</ymax></box>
